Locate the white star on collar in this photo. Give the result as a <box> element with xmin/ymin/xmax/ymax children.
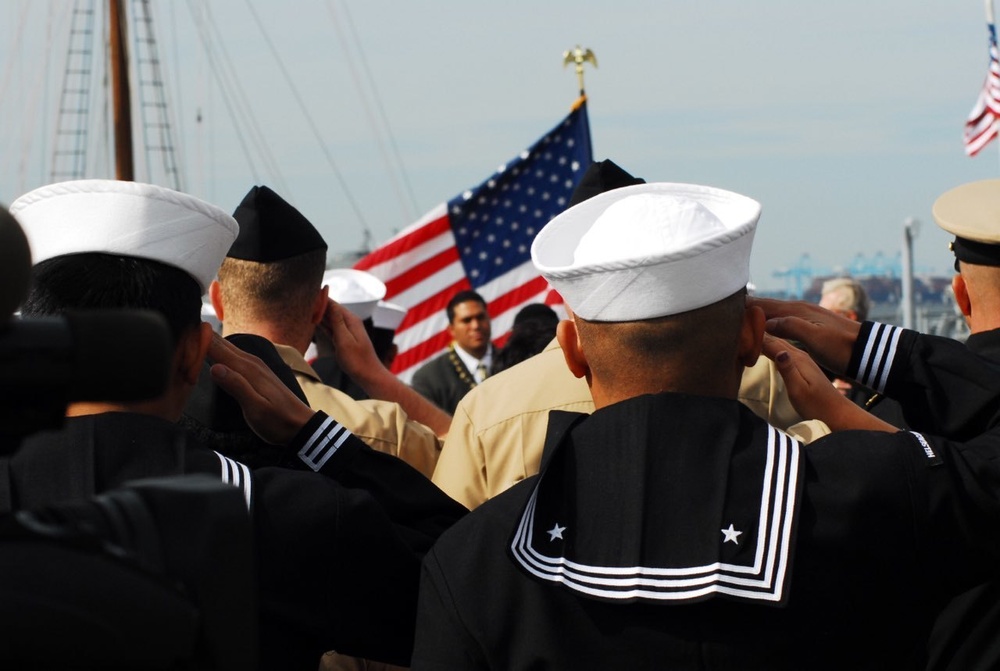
<box><xmin>547</xmin><ymin>523</ymin><xmax>566</xmax><ymax>541</ymax></box>
<box><xmin>721</xmin><ymin>523</ymin><xmax>743</xmax><ymax>545</ymax></box>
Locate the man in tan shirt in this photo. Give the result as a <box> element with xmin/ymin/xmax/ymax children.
<box><xmin>210</xmin><ymin>185</ymin><xmax>448</xmax><ymax>478</ymax></box>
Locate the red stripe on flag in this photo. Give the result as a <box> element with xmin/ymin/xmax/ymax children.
<box><xmin>544</xmin><ymin>288</ymin><xmax>564</xmax><ymax>305</ymax></box>
<box><xmin>486</xmin><ymin>276</ymin><xmax>551</xmax><ymax>318</ymax></box>
<box><xmin>383</xmin><ymin>246</ymin><xmax>461</xmax><ymax>299</ymax></box>
<box><xmin>391</xmin><ymin>329</ymin><xmax>454</xmax><ymax>374</ymax></box>
<box><xmin>396</xmin><ymin>277</ymin><xmax>472</xmax><ymax>333</ymax></box>
<box><xmin>354</xmin><ymin>215</ymin><xmax>452</xmax><ymax>270</ymax></box>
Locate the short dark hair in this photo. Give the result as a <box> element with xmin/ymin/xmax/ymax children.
<box><xmin>216</xmin><ymin>249</ymin><xmax>326</xmax><ymax>324</ymax></box>
<box><xmin>446</xmin><ymin>290</ymin><xmax>487</xmax><ymax>323</ymax></box>
<box><xmin>22</xmin><ymin>253</ymin><xmax>202</xmax><ymax>346</ymax></box>
<box><xmin>491</xmin><ymin>316</ymin><xmax>557</xmax><ymax>375</ymax></box>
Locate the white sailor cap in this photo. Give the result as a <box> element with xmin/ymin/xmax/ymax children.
<box><xmin>9</xmin><ymin>179</ymin><xmax>238</xmax><ymax>291</ymax></box>
<box><xmin>531</xmin><ymin>183</ymin><xmax>760</xmax><ymax>321</ymax></box>
<box><xmin>372</xmin><ymin>300</ymin><xmax>407</xmax><ymax>331</ymax></box>
<box><xmin>323</xmin><ymin>268</ymin><xmax>387</xmax><ymax>321</ymax></box>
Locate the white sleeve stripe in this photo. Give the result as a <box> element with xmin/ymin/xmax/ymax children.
<box><xmin>237</xmin><ymin>461</ymin><xmax>252</xmax><ymax>509</ymax></box>
<box><xmin>875</xmin><ymin>326</ymin><xmax>902</xmax><ymax>392</ymax></box>
<box><xmin>857</xmin><ymin>322</ymin><xmax>902</xmax><ymax>392</ymax></box>
<box><xmin>300</xmin><ymin>415</ymin><xmax>335</xmax><ymax>454</ymax></box>
<box><xmin>857</xmin><ymin>323</ymin><xmax>880</xmax><ymax>387</ymax></box>
<box><xmin>298</xmin><ymin>421</ymin><xmax>355</xmax><ymax>472</ymax></box>
<box><xmin>214</xmin><ymin>451</ymin><xmax>253</xmax><ymax>510</ymax></box>
<box><xmin>302</xmin><ymin>423</ymin><xmax>343</xmax><ymax>462</ymax></box>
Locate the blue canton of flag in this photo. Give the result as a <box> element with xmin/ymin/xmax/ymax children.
<box><xmin>450</xmin><ymin>105</ymin><xmax>593</xmax><ymax>288</ymax></box>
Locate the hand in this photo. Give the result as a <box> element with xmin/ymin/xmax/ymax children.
<box><xmin>749</xmin><ymin>297</ymin><xmax>861</xmax><ymax>375</ymax></box>
<box><xmin>206</xmin><ymin>333</ymin><xmax>316</xmax><ymax>445</ymax></box>
<box><xmin>321</xmin><ymin>299</ymin><xmax>453</xmax><ymax>437</ymax></box>
<box><xmin>320</xmin><ymin>299</ymin><xmax>383</xmax><ymax>383</ymax></box>
<box><xmin>762</xmin><ymin>333</ymin><xmax>896</xmax><ymax>433</ymax></box>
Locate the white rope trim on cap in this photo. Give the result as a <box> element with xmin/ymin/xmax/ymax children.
<box><xmin>10</xmin><ymin>179</ymin><xmax>238</xmax><ymax>235</ymax></box>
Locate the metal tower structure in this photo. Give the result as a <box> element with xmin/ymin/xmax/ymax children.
<box><xmin>48</xmin><ymin>0</ymin><xmax>182</xmax><ymax>189</ymax></box>
<box><xmin>131</xmin><ymin>0</ymin><xmax>183</xmax><ymax>190</ymax></box>
<box><xmin>49</xmin><ymin>0</ymin><xmax>98</xmax><ymax>182</ymax></box>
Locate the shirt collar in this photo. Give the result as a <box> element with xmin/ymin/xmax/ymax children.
<box><xmin>453</xmin><ymin>342</ymin><xmax>492</xmax><ymax>381</ymax></box>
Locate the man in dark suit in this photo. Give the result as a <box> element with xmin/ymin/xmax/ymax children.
<box><xmin>411</xmin><ymin>290</ymin><xmax>493</xmax><ymax>414</ymax></box>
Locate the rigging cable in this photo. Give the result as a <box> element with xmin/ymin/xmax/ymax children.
<box><xmin>325</xmin><ymin>0</ymin><xmax>418</xmax><ymax>223</ymax></box>
<box><xmin>183</xmin><ymin>0</ymin><xmax>288</xmax><ymax>194</ymax></box>
<box><xmin>200</xmin><ymin>0</ymin><xmax>292</xmax><ymax>196</ymax></box>
<box><xmin>243</xmin><ymin>0</ymin><xmax>370</xmax><ymax>235</ymax></box>
<box><xmin>17</xmin><ymin>3</ymin><xmax>64</xmax><ymax>192</ymax></box>
<box><xmin>189</xmin><ymin>0</ymin><xmax>284</xmax><ymax>192</ymax></box>
<box><xmin>166</xmin><ymin>0</ymin><xmax>189</xmax><ymax>189</ymax></box>
<box><xmin>0</xmin><ymin>0</ymin><xmax>34</xmax><ymax>192</ymax></box>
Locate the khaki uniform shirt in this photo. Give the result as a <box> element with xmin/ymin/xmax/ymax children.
<box><xmin>276</xmin><ymin>345</ymin><xmax>441</xmax><ymax>479</ymax></box>
<box><xmin>432</xmin><ymin>338</ymin><xmax>829</xmax><ymax>509</ymax></box>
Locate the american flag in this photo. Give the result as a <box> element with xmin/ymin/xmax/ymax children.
<box><xmin>355</xmin><ymin>97</ymin><xmax>593</xmax><ymax>382</ymax></box>
<box><xmin>965</xmin><ymin>21</ymin><xmax>1000</xmax><ymax>156</ymax></box>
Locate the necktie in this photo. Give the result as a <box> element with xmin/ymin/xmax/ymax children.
<box><xmin>476</xmin><ymin>362</ymin><xmax>488</xmax><ymax>383</ymax></box>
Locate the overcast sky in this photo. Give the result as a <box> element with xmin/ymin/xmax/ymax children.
<box><xmin>2</xmin><ymin>0</ymin><xmax>998</xmax><ymax>293</ymax></box>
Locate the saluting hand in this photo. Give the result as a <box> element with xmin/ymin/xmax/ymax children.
<box><xmin>762</xmin><ymin>332</ymin><xmax>896</xmax><ymax>433</ymax></box>
<box><xmin>206</xmin><ymin>333</ymin><xmax>316</xmax><ymax>445</ymax></box>
<box><xmin>320</xmin><ymin>299</ymin><xmax>383</xmax><ymax>383</ymax></box>
<box><xmin>749</xmin><ymin>297</ymin><xmax>861</xmax><ymax>376</ymax></box>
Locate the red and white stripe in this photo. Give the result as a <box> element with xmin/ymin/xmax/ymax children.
<box><xmin>356</xmin><ymin>204</ymin><xmax>562</xmax><ymax>383</ymax></box>
<box><xmin>965</xmin><ymin>23</ymin><xmax>1000</xmax><ymax>157</ymax></box>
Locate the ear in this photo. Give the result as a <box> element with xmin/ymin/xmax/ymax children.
<box><xmin>737</xmin><ymin>303</ymin><xmax>766</xmax><ymax>368</ymax></box>
<box><xmin>209</xmin><ymin>280</ymin><xmax>224</xmax><ymax>321</ymax></box>
<box><xmin>556</xmin><ymin>318</ymin><xmax>589</xmax><ymax>379</ymax></box>
<box><xmin>953</xmin><ymin>274</ymin><xmax>972</xmax><ymax>318</ymax></box>
<box><xmin>177</xmin><ymin>322</ymin><xmax>213</xmax><ymax>385</ymax></box>
<box><xmin>310</xmin><ymin>285</ymin><xmax>330</xmax><ymax>326</ymax></box>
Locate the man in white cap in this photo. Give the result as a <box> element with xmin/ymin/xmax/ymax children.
<box><xmin>211</xmin><ymin>185</ymin><xmax>448</xmax><ymax>476</ymax></box>
<box><xmin>432</xmin><ymin>160</ymin><xmax>827</xmax><ymax>511</ymax></box>
<box><xmin>8</xmin><ymin>179</ymin><xmax>466</xmax><ymax>670</ymax></box>
<box><xmin>412</xmin><ymin>181</ymin><xmax>1000</xmax><ymax>669</ymax></box>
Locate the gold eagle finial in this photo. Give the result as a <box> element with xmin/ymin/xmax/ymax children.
<box><xmin>563</xmin><ymin>46</ymin><xmax>597</xmax><ymax>95</ymax></box>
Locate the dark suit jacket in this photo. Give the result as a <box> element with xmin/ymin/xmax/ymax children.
<box><xmin>411</xmin><ymin>346</ymin><xmax>479</xmax><ymax>415</ymax></box>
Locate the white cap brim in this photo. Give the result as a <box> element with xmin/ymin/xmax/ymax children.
<box><xmin>10</xmin><ymin>180</ymin><xmax>238</xmax><ymax>291</ymax></box>
<box><xmin>531</xmin><ymin>182</ymin><xmax>760</xmax><ymax>321</ymax></box>
<box><xmin>323</xmin><ymin>268</ymin><xmax>388</xmax><ymax>321</ymax></box>
<box><xmin>372</xmin><ymin>300</ymin><xmax>407</xmax><ymax>330</ymax></box>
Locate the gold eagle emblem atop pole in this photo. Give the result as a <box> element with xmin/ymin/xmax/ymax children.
<box><xmin>563</xmin><ymin>46</ymin><xmax>597</xmax><ymax>96</ymax></box>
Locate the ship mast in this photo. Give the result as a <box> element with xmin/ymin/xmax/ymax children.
<box><xmin>109</xmin><ymin>0</ymin><xmax>134</xmax><ymax>181</ymax></box>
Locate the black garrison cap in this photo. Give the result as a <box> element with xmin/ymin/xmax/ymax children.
<box><xmin>227</xmin><ymin>185</ymin><xmax>327</xmax><ymax>262</ymax></box>
<box><xmin>566</xmin><ymin>158</ymin><xmax>646</xmax><ymax>209</ymax></box>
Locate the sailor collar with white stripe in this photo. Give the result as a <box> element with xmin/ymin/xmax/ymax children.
<box><xmin>507</xmin><ymin>393</ymin><xmax>803</xmax><ymax>606</ymax></box>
